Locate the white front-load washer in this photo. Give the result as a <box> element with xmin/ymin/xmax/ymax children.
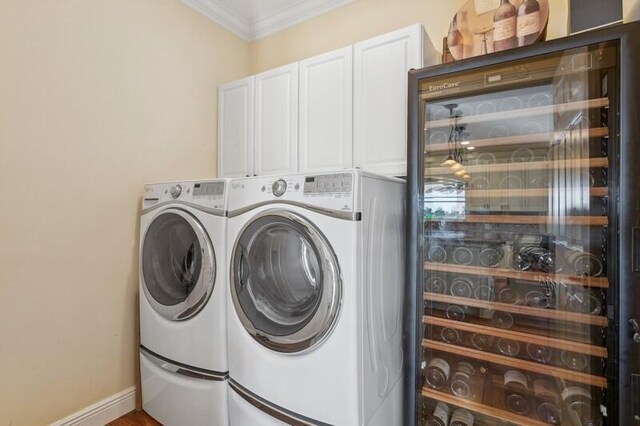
<box><xmin>139</xmin><ymin>179</ymin><xmax>229</xmax><ymax>426</ymax></box>
<box><xmin>226</xmin><ymin>170</ymin><xmax>405</xmax><ymax>425</ymax></box>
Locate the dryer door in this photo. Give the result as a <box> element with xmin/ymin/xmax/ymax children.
<box><xmin>141</xmin><ymin>208</ymin><xmax>215</xmax><ymax>321</ymax></box>
<box><xmin>231</xmin><ymin>209</ymin><xmax>341</xmax><ymax>353</ymax></box>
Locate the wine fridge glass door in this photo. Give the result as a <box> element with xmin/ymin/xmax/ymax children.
<box><xmin>418</xmin><ymin>41</ymin><xmax>617</xmax><ymax>426</ymax></box>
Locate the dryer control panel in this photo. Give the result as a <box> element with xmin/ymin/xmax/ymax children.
<box><xmin>228</xmin><ymin>170</ymin><xmax>359</xmax><ymax>214</ymax></box>
<box><xmin>303</xmin><ymin>173</ymin><xmax>353</xmax><ymax>196</ymax></box>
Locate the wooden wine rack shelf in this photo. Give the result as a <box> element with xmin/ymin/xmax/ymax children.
<box><xmin>463</xmin><ymin>187</ymin><xmax>608</xmax><ymax>198</ymax></box>
<box><xmin>425</xmin><ymin>157</ymin><xmax>609</xmax><ymax>174</ymax></box>
<box><xmin>422</xmin><ymin>339</ymin><xmax>608</xmax><ymax>388</ymax></box>
<box><xmin>429</xmin><ymin>309</ymin><xmax>598</xmax><ymax>346</ymax></box>
<box><xmin>421</xmin><ymin>387</ymin><xmax>549</xmax><ymax>426</ymax></box>
<box><xmin>423</xmin><ymin>292</ymin><xmax>609</xmax><ymax>327</ymax></box>
<box><xmin>424</xmin><ymin>214</ymin><xmax>609</xmax><ymax>226</ymax></box>
<box><xmin>425</xmin><ymin>126</ymin><xmax>608</xmax><ymax>152</ymax></box>
<box><xmin>424</xmin><ymin>261</ymin><xmax>609</xmax><ymax>288</ymax></box>
<box><xmin>423</xmin><ymin>97</ymin><xmax>610</xmax><ymax>129</ymax></box>
<box><xmin>423</xmin><ymin>315</ymin><xmax>608</xmax><ymax>358</ymax></box>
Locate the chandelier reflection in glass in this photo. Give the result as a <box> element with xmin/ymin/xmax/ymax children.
<box><xmin>440</xmin><ymin>104</ymin><xmax>470</xmax><ymax>180</ymax></box>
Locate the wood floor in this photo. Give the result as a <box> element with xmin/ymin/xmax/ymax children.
<box><xmin>107</xmin><ymin>410</ymin><xmax>161</xmax><ymax>426</ymax></box>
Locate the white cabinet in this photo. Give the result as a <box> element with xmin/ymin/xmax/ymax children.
<box><xmin>298</xmin><ymin>46</ymin><xmax>353</xmax><ymax>173</ymax></box>
<box><xmin>217</xmin><ymin>76</ymin><xmax>254</xmax><ymax>178</ymax></box>
<box><xmin>218</xmin><ymin>24</ymin><xmax>436</xmax><ymax>178</ymax></box>
<box><xmin>353</xmin><ymin>24</ymin><xmax>426</xmax><ymax>176</ymax></box>
<box><xmin>254</xmin><ymin>63</ymin><xmax>299</xmax><ymax>176</ymax></box>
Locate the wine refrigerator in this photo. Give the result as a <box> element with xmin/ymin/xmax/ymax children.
<box><xmin>406</xmin><ymin>22</ymin><xmax>640</xmax><ymax>425</ymax></box>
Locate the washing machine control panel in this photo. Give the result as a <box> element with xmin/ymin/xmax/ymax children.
<box><xmin>143</xmin><ymin>180</ymin><xmax>227</xmax><ymax>211</ymax></box>
<box><xmin>192</xmin><ymin>181</ymin><xmax>225</xmax><ymax>198</ymax></box>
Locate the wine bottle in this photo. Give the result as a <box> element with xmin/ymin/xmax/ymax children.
<box><xmin>425</xmin><ymin>402</ymin><xmax>450</xmax><ymax>426</ymax></box>
<box><xmin>498</xmin><ymin>286</ymin><xmax>522</xmax><ymax>304</ymax></box>
<box><xmin>517</xmin><ymin>0</ymin><xmax>541</xmax><ymax>47</ymax></box>
<box><xmin>566</xmin><ymin>289</ymin><xmax>602</xmax><ymax>315</ymax></box>
<box><xmin>561</xmin><ymin>350</ymin><xmax>589</xmax><ymax>371</ymax></box>
<box><xmin>450</xmin><ymin>277</ymin><xmax>474</xmax><ymax>298</ymax></box>
<box><xmin>474</xmin><ymin>284</ymin><xmax>496</xmax><ymax>301</ymax></box>
<box><xmin>504</xmin><ymin>370</ymin><xmax>530</xmax><ymax>415</ymax></box>
<box><xmin>471</xmin><ymin>333</ymin><xmax>493</xmax><ymax>351</ymax></box>
<box><xmin>450</xmin><ymin>409</ymin><xmax>474</xmax><ymax>426</ymax></box>
<box><xmin>453</xmin><ymin>246</ymin><xmax>474</xmax><ymax>265</ymax></box>
<box><xmin>440</xmin><ymin>327</ymin><xmax>461</xmax><ymax>344</ymax></box>
<box><xmin>526</xmin><ymin>343</ymin><xmax>552</xmax><ymax>363</ymax></box>
<box><xmin>446</xmin><ymin>304</ymin><xmax>466</xmax><ymax>321</ymax></box>
<box><xmin>493</xmin><ymin>0</ymin><xmax>517</xmax><ymax>52</ymax></box>
<box><xmin>479</xmin><ymin>246</ymin><xmax>502</xmax><ymax>268</ymax></box>
<box><xmin>424</xmin><ymin>358</ymin><xmax>451</xmax><ymax>389</ymax></box>
<box><xmin>497</xmin><ymin>337</ymin><xmax>521</xmax><ymax>356</ymax></box>
<box><xmin>425</xmin><ymin>276</ymin><xmax>448</xmax><ymax>294</ymax></box>
<box><xmin>427</xmin><ymin>243</ymin><xmax>447</xmax><ymax>263</ymax></box>
<box><xmin>447</xmin><ymin>14</ymin><xmax>464</xmax><ymax>60</ymax></box>
<box><xmin>450</xmin><ymin>362</ymin><xmax>474</xmax><ymax>399</ymax></box>
<box><xmin>491</xmin><ymin>310</ymin><xmax>514</xmax><ymax>329</ymax></box>
<box><xmin>533</xmin><ymin>379</ymin><xmax>561</xmax><ymax>424</ymax></box>
<box><xmin>562</xmin><ymin>386</ymin><xmax>599</xmax><ymax>425</ymax></box>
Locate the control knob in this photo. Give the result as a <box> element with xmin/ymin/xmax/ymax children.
<box><xmin>272</xmin><ymin>179</ymin><xmax>287</xmax><ymax>197</ymax></box>
<box><xmin>170</xmin><ymin>184</ymin><xmax>183</xmax><ymax>199</ymax></box>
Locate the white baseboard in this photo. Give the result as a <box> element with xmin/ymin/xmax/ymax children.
<box><xmin>50</xmin><ymin>386</ymin><xmax>137</xmax><ymax>426</ymax></box>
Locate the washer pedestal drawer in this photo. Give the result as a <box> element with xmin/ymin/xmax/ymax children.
<box><xmin>140</xmin><ymin>349</ymin><xmax>228</xmax><ymax>426</ymax></box>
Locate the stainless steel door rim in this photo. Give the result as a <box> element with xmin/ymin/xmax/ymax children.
<box><xmin>230</xmin><ymin>209</ymin><xmax>341</xmax><ymax>353</ymax></box>
<box><xmin>141</xmin><ymin>208</ymin><xmax>215</xmax><ymax>321</ymax></box>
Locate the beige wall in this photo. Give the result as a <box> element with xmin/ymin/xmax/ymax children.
<box><xmin>0</xmin><ymin>0</ymin><xmax>249</xmax><ymax>424</ymax></box>
<box><xmin>249</xmin><ymin>0</ymin><xmax>570</xmax><ymax>74</ymax></box>
<box><xmin>625</xmin><ymin>0</ymin><xmax>640</xmax><ymax>21</ymax></box>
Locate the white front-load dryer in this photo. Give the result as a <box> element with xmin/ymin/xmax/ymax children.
<box><xmin>226</xmin><ymin>170</ymin><xmax>405</xmax><ymax>426</ymax></box>
<box><xmin>139</xmin><ymin>179</ymin><xmax>229</xmax><ymax>426</ymax></box>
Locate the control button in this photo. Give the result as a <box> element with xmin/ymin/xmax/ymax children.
<box><xmin>294</xmin><ymin>183</ymin><xmax>300</xmax><ymax>190</ymax></box>
<box><xmin>261</xmin><ymin>186</ymin><xmax>266</xmax><ymax>192</ymax></box>
<box><xmin>169</xmin><ymin>184</ymin><xmax>182</xmax><ymax>199</ymax></box>
<box><xmin>272</xmin><ymin>179</ymin><xmax>287</xmax><ymax>197</ymax></box>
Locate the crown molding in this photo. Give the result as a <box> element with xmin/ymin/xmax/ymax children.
<box><xmin>252</xmin><ymin>0</ymin><xmax>358</xmax><ymax>40</ymax></box>
<box><xmin>179</xmin><ymin>0</ymin><xmax>252</xmax><ymax>41</ymax></box>
<box><xmin>180</xmin><ymin>0</ymin><xmax>358</xmax><ymax>42</ymax></box>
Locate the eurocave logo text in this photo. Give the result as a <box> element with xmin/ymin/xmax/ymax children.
<box><xmin>428</xmin><ymin>81</ymin><xmax>461</xmax><ymax>93</ymax></box>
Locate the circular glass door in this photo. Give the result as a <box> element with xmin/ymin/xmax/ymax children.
<box><xmin>141</xmin><ymin>208</ymin><xmax>215</xmax><ymax>321</ymax></box>
<box><xmin>230</xmin><ymin>210</ymin><xmax>341</xmax><ymax>353</ymax></box>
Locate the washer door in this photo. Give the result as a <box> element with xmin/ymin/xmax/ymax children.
<box><xmin>141</xmin><ymin>208</ymin><xmax>215</xmax><ymax>321</ymax></box>
<box><xmin>231</xmin><ymin>210</ymin><xmax>341</xmax><ymax>353</ymax></box>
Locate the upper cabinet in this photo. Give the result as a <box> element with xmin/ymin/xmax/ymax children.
<box><xmin>298</xmin><ymin>46</ymin><xmax>353</xmax><ymax>173</ymax></box>
<box><xmin>217</xmin><ymin>76</ymin><xmax>254</xmax><ymax>178</ymax></box>
<box><xmin>353</xmin><ymin>24</ymin><xmax>426</xmax><ymax>177</ymax></box>
<box><xmin>254</xmin><ymin>63</ymin><xmax>299</xmax><ymax>176</ymax></box>
<box><xmin>217</xmin><ymin>24</ymin><xmax>436</xmax><ymax>178</ymax></box>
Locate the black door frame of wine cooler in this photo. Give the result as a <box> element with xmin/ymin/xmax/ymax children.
<box><xmin>405</xmin><ymin>21</ymin><xmax>640</xmax><ymax>425</ymax></box>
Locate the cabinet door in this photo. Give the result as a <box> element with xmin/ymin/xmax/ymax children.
<box><xmin>298</xmin><ymin>47</ymin><xmax>353</xmax><ymax>173</ymax></box>
<box><xmin>254</xmin><ymin>63</ymin><xmax>299</xmax><ymax>175</ymax></box>
<box><xmin>353</xmin><ymin>24</ymin><xmax>424</xmax><ymax>176</ymax></box>
<box><xmin>217</xmin><ymin>76</ymin><xmax>254</xmax><ymax>177</ymax></box>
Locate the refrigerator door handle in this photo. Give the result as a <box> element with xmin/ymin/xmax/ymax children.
<box><xmin>632</xmin><ymin>227</ymin><xmax>640</xmax><ymax>272</ymax></box>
